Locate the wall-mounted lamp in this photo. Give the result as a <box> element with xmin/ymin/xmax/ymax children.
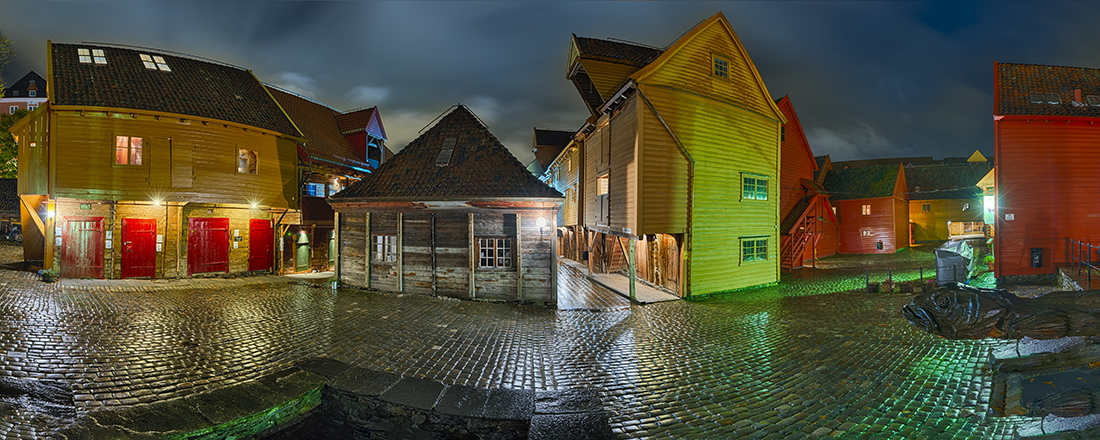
<box><xmin>46</xmin><ymin>209</ymin><xmax>55</xmax><ymax>219</ymax></box>
<box><xmin>536</xmin><ymin>217</ymin><xmax>547</xmax><ymax>236</ymax></box>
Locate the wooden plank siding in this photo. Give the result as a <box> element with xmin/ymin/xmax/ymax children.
<box><xmin>638</xmin><ymin>84</ymin><xmax>781</xmax><ymax>294</ymax></box>
<box><xmin>433</xmin><ymin>213</ymin><xmax>471</xmax><ymax>299</ymax></box>
<box><xmin>836</xmin><ymin>198</ymin><xmax>898</xmax><ymax>254</ymax></box>
<box><xmin>14</xmin><ymin>105</ymin><xmax>50</xmax><ymax>195</ymax></box>
<box><xmin>518</xmin><ymin>209</ymin><xmax>556</xmax><ymax>302</ymax></box>
<box><xmin>909</xmin><ymin>199</ymin><xmax>982</xmax><ymax>243</ymax></box>
<box><xmin>638</xmin><ymin>93</ymin><xmax>687</xmax><ymax>234</ymax></box>
<box><xmin>338</xmin><ymin>213</ymin><xmax>367</xmax><ymax>288</ymax></box>
<box><xmin>401</xmin><ymin>212</ymin><xmax>434</xmax><ymax>296</ymax></box>
<box><xmin>608</xmin><ymin>94</ymin><xmax>638</xmax><ymax>233</ymax></box>
<box><xmin>48</xmin><ymin>110</ymin><xmax>297</xmax><ymax>209</ymax></box>
<box><xmin>577</xmin><ymin>58</ymin><xmax>644</xmax><ymax>103</ymax></box>
<box><xmin>473</xmin><ymin>212</ymin><xmax>518</xmax><ymax>301</ymax></box>
<box><xmin>994</xmin><ymin>118</ymin><xmax>1100</xmax><ymax>277</ymax></box>
<box><xmin>370</xmin><ymin>213</ymin><xmax>400</xmax><ymax>291</ymax></box>
<box><xmin>777</xmin><ymin>99</ymin><xmax>817</xmax><ymax>224</ymax></box>
<box><xmin>893</xmin><ymin>192</ymin><xmax>909</xmax><ymax>251</ymax></box>
<box><xmin>545</xmin><ymin>142</ymin><xmax>582</xmax><ymax>227</ymax></box>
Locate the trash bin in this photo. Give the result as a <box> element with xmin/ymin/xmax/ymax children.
<box><xmin>935</xmin><ymin>240</ymin><xmax>975</xmax><ymax>284</ymax></box>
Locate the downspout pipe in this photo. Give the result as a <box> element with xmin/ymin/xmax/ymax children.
<box><xmin>635</xmin><ymin>84</ymin><xmax>696</xmax><ymax>298</ymax></box>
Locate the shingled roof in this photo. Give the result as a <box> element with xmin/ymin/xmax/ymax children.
<box><xmin>823</xmin><ymin>164</ymin><xmax>902</xmax><ymax>201</ymax></box>
<box><xmin>904</xmin><ymin>163</ymin><xmax>990</xmax><ymax>201</ymax></box>
<box><xmin>533</xmin><ymin>128</ymin><xmax>573</xmax><ymax>169</ymax></box>
<box><xmin>266</xmin><ymin>86</ymin><xmax>371</xmax><ymax>171</ymax></box>
<box><xmin>50</xmin><ymin>42</ymin><xmax>299</xmax><ymax>137</ymax></box>
<box><xmin>573</xmin><ymin>36</ymin><xmax>663</xmax><ymax>66</ymax></box>
<box><xmin>332</xmin><ymin>105</ymin><xmax>563</xmax><ymax>200</ymax></box>
<box><xmin>996</xmin><ymin>62</ymin><xmax>1100</xmax><ymax>117</ymax></box>
<box><xmin>336</xmin><ymin>106</ymin><xmax>387</xmax><ymax>140</ymax></box>
<box><xmin>2</xmin><ymin>71</ymin><xmax>46</xmax><ymax>98</ymax></box>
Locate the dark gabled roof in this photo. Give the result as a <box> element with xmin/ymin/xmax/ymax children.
<box><xmin>336</xmin><ymin>106</ymin><xmax>387</xmax><ymax>140</ymax></box>
<box><xmin>2</xmin><ymin>71</ymin><xmax>46</xmax><ymax>98</ymax></box>
<box><xmin>904</xmin><ymin>163</ymin><xmax>990</xmax><ymax>201</ymax></box>
<box><xmin>266</xmin><ymin>86</ymin><xmax>369</xmax><ymax>170</ymax></box>
<box><xmin>815</xmin><ymin>155</ymin><xmax>829</xmax><ymax>169</ymax></box>
<box><xmin>996</xmin><ymin>62</ymin><xmax>1100</xmax><ymax>117</ymax></box>
<box><xmin>0</xmin><ymin>179</ymin><xmax>16</xmax><ymax>213</ymax></box>
<box><xmin>533</xmin><ymin>128</ymin><xmax>572</xmax><ymax>169</ymax></box>
<box><xmin>573</xmin><ymin>36</ymin><xmax>663</xmax><ymax>66</ymax></box>
<box><xmin>50</xmin><ymin>42</ymin><xmax>299</xmax><ymax>137</ymax></box>
<box><xmin>332</xmin><ymin>105</ymin><xmax>563</xmax><ymax>200</ymax></box>
<box><xmin>832</xmin><ymin>156</ymin><xmax>938</xmax><ymax>169</ymax></box>
<box><xmin>823</xmin><ymin>164</ymin><xmax>902</xmax><ymax>201</ymax></box>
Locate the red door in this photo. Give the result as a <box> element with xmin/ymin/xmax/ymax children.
<box><xmin>62</xmin><ymin>217</ymin><xmax>104</xmax><ymax>278</ymax></box>
<box><xmin>121</xmin><ymin>218</ymin><xmax>156</xmax><ymax>279</ymax></box>
<box><xmin>188</xmin><ymin>217</ymin><xmax>229</xmax><ymax>275</ymax></box>
<box><xmin>249</xmin><ymin>219</ymin><xmax>273</xmax><ymax>271</ymax></box>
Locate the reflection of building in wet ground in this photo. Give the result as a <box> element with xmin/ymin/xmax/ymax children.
<box><xmin>0</xmin><ymin>243</ymin><xmax>1053</xmax><ymax>438</ymax></box>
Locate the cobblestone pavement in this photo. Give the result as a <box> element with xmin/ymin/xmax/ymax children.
<box><xmin>0</xmin><ymin>243</ymin><xmax>1045</xmax><ymax>439</ymax></box>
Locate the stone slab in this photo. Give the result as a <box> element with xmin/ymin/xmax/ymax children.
<box><xmin>535</xmin><ymin>388</ymin><xmax>602</xmax><ymax>414</ymax></box>
<box><xmin>529</xmin><ymin>412</ymin><xmax>614</xmax><ymax>440</ymax></box>
<box><xmin>435</xmin><ymin>384</ymin><xmax>491</xmax><ymax>418</ymax></box>
<box><xmin>328</xmin><ymin>366</ymin><xmax>402</xmax><ymax>397</ymax></box>
<box><xmin>295</xmin><ymin>356</ymin><xmax>353</xmax><ymax>379</ymax></box>
<box><xmin>483</xmin><ymin>388</ymin><xmax>533</xmax><ymax>421</ymax></box>
<box><xmin>379</xmin><ymin>377</ymin><xmax>445</xmax><ymax>410</ymax></box>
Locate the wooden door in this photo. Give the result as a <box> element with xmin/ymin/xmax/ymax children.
<box><xmin>248</xmin><ymin>219</ymin><xmax>273</xmax><ymax>271</ymax></box>
<box><xmin>188</xmin><ymin>217</ymin><xmax>229</xmax><ymax>275</ymax></box>
<box><xmin>62</xmin><ymin>217</ymin><xmax>104</xmax><ymax>279</ymax></box>
<box><xmin>121</xmin><ymin>218</ymin><xmax>156</xmax><ymax>278</ymax></box>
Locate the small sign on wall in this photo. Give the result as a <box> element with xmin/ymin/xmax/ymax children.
<box><xmin>233</xmin><ymin>241</ymin><xmax>238</xmax><ymax>249</ymax></box>
<box><xmin>55</xmin><ymin>227</ymin><xmax>62</xmax><ymax>236</ymax></box>
<box><xmin>55</xmin><ymin>237</ymin><xmax>61</xmax><ymax>246</ymax></box>
<box><xmin>1005</xmin><ymin>214</ymin><xmax>1015</xmax><ymax>221</ymax></box>
<box><xmin>106</xmin><ymin>231</ymin><xmax>113</xmax><ymax>240</ymax></box>
<box><xmin>105</xmin><ymin>240</ymin><xmax>112</xmax><ymax>249</ymax></box>
<box><xmin>156</xmin><ymin>234</ymin><xmax>163</xmax><ymax>243</ymax></box>
<box><xmin>156</xmin><ymin>243</ymin><xmax>163</xmax><ymax>253</ymax></box>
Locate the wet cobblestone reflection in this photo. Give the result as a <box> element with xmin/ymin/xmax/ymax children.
<box><xmin>0</xmin><ymin>244</ymin><xmax>1042</xmax><ymax>438</ymax></box>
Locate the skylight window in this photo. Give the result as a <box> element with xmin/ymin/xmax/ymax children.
<box><xmin>1046</xmin><ymin>93</ymin><xmax>1061</xmax><ymax>104</ymax></box>
<box><xmin>140</xmin><ymin>54</ymin><xmax>171</xmax><ymax>71</ymax></box>
<box><xmin>78</xmin><ymin>48</ymin><xmax>92</xmax><ymax>64</ymax></box>
<box><xmin>436</xmin><ymin>137</ymin><xmax>457</xmax><ymax>167</ymax></box>
<box><xmin>1088</xmin><ymin>95</ymin><xmax>1100</xmax><ymax>106</ymax></box>
<box><xmin>1029</xmin><ymin>93</ymin><xmax>1045</xmax><ymax>104</ymax></box>
<box><xmin>92</xmin><ymin>49</ymin><xmax>106</xmax><ymax>65</ymax></box>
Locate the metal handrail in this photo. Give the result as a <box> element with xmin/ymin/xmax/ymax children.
<box><xmin>1065</xmin><ymin>237</ymin><xmax>1099</xmax><ymax>288</ymax></box>
<box><xmin>864</xmin><ymin>263</ymin><xmax>975</xmax><ymax>294</ymax></box>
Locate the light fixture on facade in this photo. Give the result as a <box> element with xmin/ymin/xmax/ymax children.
<box><xmin>47</xmin><ymin>210</ymin><xmax>55</xmax><ymax>219</ymax></box>
<box><xmin>536</xmin><ymin>217</ymin><xmax>547</xmax><ymax>235</ymax></box>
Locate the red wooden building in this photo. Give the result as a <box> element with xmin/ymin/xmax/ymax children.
<box><xmin>992</xmin><ymin>62</ymin><xmax>1100</xmax><ymax>282</ymax></box>
<box><xmin>823</xmin><ymin>164</ymin><xmax>908</xmax><ymax>254</ymax></box>
<box><xmin>776</xmin><ymin>96</ymin><xmax>836</xmax><ymax>268</ymax></box>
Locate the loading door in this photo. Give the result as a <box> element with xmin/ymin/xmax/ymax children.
<box><xmin>61</xmin><ymin>217</ymin><xmax>104</xmax><ymax>279</ymax></box>
<box><xmin>248</xmin><ymin>219</ymin><xmax>273</xmax><ymax>271</ymax></box>
<box><xmin>188</xmin><ymin>217</ymin><xmax>229</xmax><ymax>275</ymax></box>
<box><xmin>296</xmin><ymin>230</ymin><xmax>310</xmax><ymax>273</ymax></box>
<box><xmin>121</xmin><ymin>218</ymin><xmax>157</xmax><ymax>278</ymax></box>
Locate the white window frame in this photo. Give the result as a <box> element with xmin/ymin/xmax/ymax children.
<box><xmin>371</xmin><ymin>234</ymin><xmax>397</xmax><ymax>262</ymax></box>
<box><xmin>742</xmin><ymin>174</ymin><xmax>769</xmax><ymax>201</ymax></box>
<box><xmin>478</xmin><ymin>238</ymin><xmax>513</xmax><ymax>269</ymax></box>
<box><xmin>740</xmin><ymin>237</ymin><xmax>768</xmax><ymax>263</ymax></box>
<box><xmin>28</xmin><ymin>90</ymin><xmax>35</xmax><ymax>98</ymax></box>
<box><xmin>8</xmin><ymin>106</ymin><xmax>16</xmax><ymax>114</ymax></box>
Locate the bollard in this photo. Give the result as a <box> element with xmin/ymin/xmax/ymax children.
<box><xmin>919</xmin><ymin>267</ymin><xmax>924</xmax><ymax>292</ymax></box>
<box><xmin>865</xmin><ymin>269</ymin><xmax>870</xmax><ymax>294</ymax></box>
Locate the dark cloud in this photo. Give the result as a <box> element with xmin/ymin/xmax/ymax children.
<box><xmin>4</xmin><ymin>1</ymin><xmax>1100</xmax><ymax>164</ymax></box>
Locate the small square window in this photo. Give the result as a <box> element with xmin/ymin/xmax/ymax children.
<box><xmin>10</xmin><ymin>91</ymin><xmax>17</xmax><ymax>97</ymax></box>
<box><xmin>27</xmin><ymin>106</ymin><xmax>35</xmax><ymax>111</ymax></box>
<box><xmin>305</xmin><ymin>182</ymin><xmax>325</xmax><ymax>197</ymax></box>
<box><xmin>8</xmin><ymin>106</ymin><xmax>16</xmax><ymax>114</ymax></box>
<box><xmin>741</xmin><ymin>238</ymin><xmax>767</xmax><ymax>262</ymax></box>
<box><xmin>28</xmin><ymin>80</ymin><xmax>35</xmax><ymax>86</ymax></box>
<box><xmin>1046</xmin><ymin>93</ymin><xmax>1061</xmax><ymax>104</ymax></box>
<box><xmin>154</xmin><ymin>56</ymin><xmax>170</xmax><ymax>72</ymax></box>
<box><xmin>713</xmin><ymin>57</ymin><xmax>729</xmax><ymax>78</ymax></box>
<box><xmin>78</xmin><ymin>48</ymin><xmax>92</xmax><ymax>64</ymax></box>
<box><xmin>140</xmin><ymin>54</ymin><xmax>157</xmax><ymax>70</ymax></box>
<box><xmin>922</xmin><ymin>204</ymin><xmax>931</xmax><ymax>212</ymax></box>
<box><xmin>478</xmin><ymin>238</ymin><xmax>512</xmax><ymax>268</ymax></box>
<box><xmin>28</xmin><ymin>90</ymin><xmax>35</xmax><ymax>97</ymax></box>
<box><xmin>372</xmin><ymin>234</ymin><xmax>397</xmax><ymax>262</ymax></box>
<box><xmin>92</xmin><ymin>49</ymin><xmax>107</xmax><ymax>65</ymax></box>
<box><xmin>115</xmin><ymin>136</ymin><xmax>143</xmax><ymax>165</ymax></box>
<box><xmin>743</xmin><ymin>176</ymin><xmax>768</xmax><ymax>201</ymax></box>
<box><xmin>862</xmin><ymin>204</ymin><xmax>871</xmax><ymax>216</ymax></box>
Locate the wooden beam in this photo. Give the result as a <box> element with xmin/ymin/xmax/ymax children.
<box><xmin>469</xmin><ymin>213</ymin><xmax>475</xmax><ymax>299</ymax></box>
<box><xmin>398</xmin><ymin>212</ymin><xmax>404</xmax><ymax>293</ymax></box>
<box><xmin>365</xmin><ymin>212</ymin><xmax>371</xmax><ymax>289</ymax></box>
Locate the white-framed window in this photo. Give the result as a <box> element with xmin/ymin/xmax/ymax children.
<box><xmin>862</xmin><ymin>204</ymin><xmax>871</xmax><ymax>216</ymax></box>
<box><xmin>27</xmin><ymin>106</ymin><xmax>35</xmax><ymax>111</ymax></box>
<box><xmin>305</xmin><ymin>182</ymin><xmax>326</xmax><ymax>197</ymax></box>
<box><xmin>1046</xmin><ymin>93</ymin><xmax>1061</xmax><ymax>104</ymax></box>
<box><xmin>742</xmin><ymin>175</ymin><xmax>768</xmax><ymax>201</ymax></box>
<box><xmin>478</xmin><ymin>238</ymin><xmax>512</xmax><ymax>268</ymax></box>
<box><xmin>372</xmin><ymin>234</ymin><xmax>397</xmax><ymax>262</ymax></box>
<box><xmin>79</xmin><ymin>48</ymin><xmax>107</xmax><ymax>65</ymax></box>
<box><xmin>28</xmin><ymin>90</ymin><xmax>35</xmax><ymax>97</ymax></box>
<box><xmin>8</xmin><ymin>106</ymin><xmax>16</xmax><ymax>114</ymax></box>
<box><xmin>713</xmin><ymin>56</ymin><xmax>729</xmax><ymax>79</ymax></box>
<box><xmin>140</xmin><ymin>54</ymin><xmax>171</xmax><ymax>72</ymax></box>
<box><xmin>115</xmin><ymin>136</ymin><xmax>143</xmax><ymax>165</ymax></box>
<box><xmin>1029</xmin><ymin>92</ymin><xmax>1044</xmax><ymax>104</ymax></box>
<box><xmin>237</xmin><ymin>149</ymin><xmax>257</xmax><ymax>174</ymax></box>
<box><xmin>741</xmin><ymin>237</ymin><xmax>767</xmax><ymax>263</ymax></box>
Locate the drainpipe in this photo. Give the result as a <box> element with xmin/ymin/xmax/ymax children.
<box><xmin>636</xmin><ymin>85</ymin><xmax>695</xmax><ymax>298</ymax></box>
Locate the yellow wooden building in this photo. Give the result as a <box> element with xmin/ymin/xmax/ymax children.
<box><xmin>12</xmin><ymin>41</ymin><xmax>303</xmax><ymax>279</ymax></box>
<box><xmin>564</xmin><ymin>12</ymin><xmax>786</xmax><ymax>297</ymax></box>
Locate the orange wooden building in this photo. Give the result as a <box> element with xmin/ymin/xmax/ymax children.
<box><xmin>823</xmin><ymin>164</ymin><xmax>908</xmax><ymax>254</ymax></box>
<box><xmin>992</xmin><ymin>62</ymin><xmax>1100</xmax><ymax>282</ymax></box>
<box><xmin>11</xmin><ymin>42</ymin><xmax>303</xmax><ymax>278</ymax></box>
<box><xmin>775</xmin><ymin>96</ymin><xmax>836</xmax><ymax>269</ymax></box>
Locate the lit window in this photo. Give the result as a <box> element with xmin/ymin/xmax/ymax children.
<box><xmin>115</xmin><ymin>136</ymin><xmax>144</xmax><ymax>165</ymax></box>
<box><xmin>741</xmin><ymin>238</ymin><xmax>767</xmax><ymax>262</ymax></box>
<box><xmin>78</xmin><ymin>48</ymin><xmax>91</xmax><ymax>64</ymax></box>
<box><xmin>478</xmin><ymin>238</ymin><xmax>512</xmax><ymax>268</ymax></box>
<box><xmin>28</xmin><ymin>90</ymin><xmax>35</xmax><ymax>97</ymax></box>
<box><xmin>329</xmin><ymin>179</ymin><xmax>342</xmax><ymax>196</ymax></box>
<box><xmin>743</xmin><ymin>176</ymin><xmax>768</xmax><ymax>200</ymax></box>
<box><xmin>305</xmin><ymin>182</ymin><xmax>326</xmax><ymax>197</ymax></box>
<box><xmin>915</xmin><ymin>186</ymin><xmax>920</xmax><ymax>192</ymax></box>
<box><xmin>140</xmin><ymin>54</ymin><xmax>156</xmax><ymax>70</ymax></box>
<box><xmin>713</xmin><ymin>57</ymin><xmax>729</xmax><ymax>78</ymax></box>
<box><xmin>372</xmin><ymin>234</ymin><xmax>397</xmax><ymax>262</ymax></box>
<box><xmin>1029</xmin><ymin>92</ymin><xmax>1044</xmax><ymax>104</ymax></box>
<box><xmin>237</xmin><ymin>149</ymin><xmax>257</xmax><ymax>174</ymax></box>
<box><xmin>597</xmin><ymin>174</ymin><xmax>609</xmax><ymax>196</ymax></box>
<box><xmin>962</xmin><ymin>203</ymin><xmax>970</xmax><ymax>211</ymax></box>
<box><xmin>861</xmin><ymin>229</ymin><xmax>872</xmax><ymax>237</ymax></box>
<box><xmin>1088</xmin><ymin>95</ymin><xmax>1100</xmax><ymax>106</ymax></box>
<box><xmin>922</xmin><ymin>204</ymin><xmax>931</xmax><ymax>212</ymax></box>
<box><xmin>862</xmin><ymin>204</ymin><xmax>871</xmax><ymax>215</ymax></box>
<box><xmin>1046</xmin><ymin>93</ymin><xmax>1061</xmax><ymax>104</ymax></box>
<box><xmin>92</xmin><ymin>49</ymin><xmax>106</xmax><ymax>65</ymax></box>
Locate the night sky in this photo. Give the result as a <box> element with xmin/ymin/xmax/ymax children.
<box><xmin>1</xmin><ymin>1</ymin><xmax>1095</xmax><ymax>165</ymax></box>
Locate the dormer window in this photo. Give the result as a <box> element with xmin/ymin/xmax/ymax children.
<box><xmin>140</xmin><ymin>54</ymin><xmax>171</xmax><ymax>72</ymax></box>
<box><xmin>78</xmin><ymin>48</ymin><xmax>107</xmax><ymax>65</ymax></box>
<box><xmin>1087</xmin><ymin>95</ymin><xmax>1100</xmax><ymax>106</ymax></box>
<box><xmin>28</xmin><ymin>91</ymin><xmax>35</xmax><ymax>97</ymax></box>
<box><xmin>713</xmin><ymin>56</ymin><xmax>729</xmax><ymax>79</ymax></box>
<box><xmin>1046</xmin><ymin>93</ymin><xmax>1061</xmax><ymax>104</ymax></box>
<box><xmin>10</xmin><ymin>91</ymin><xmax>17</xmax><ymax>97</ymax></box>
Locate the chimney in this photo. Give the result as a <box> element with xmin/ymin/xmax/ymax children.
<box><xmin>1075</xmin><ymin>89</ymin><xmax>1082</xmax><ymax>103</ymax></box>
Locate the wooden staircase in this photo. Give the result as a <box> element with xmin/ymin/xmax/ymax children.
<box><xmin>780</xmin><ymin>195</ymin><xmax>818</xmax><ymax>270</ymax></box>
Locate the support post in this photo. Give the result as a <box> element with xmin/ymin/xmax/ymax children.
<box><xmin>398</xmin><ymin>212</ymin><xmax>404</xmax><ymax>293</ymax></box>
<box><xmin>365</xmin><ymin>212</ymin><xmax>371</xmax><ymax>289</ymax></box>
<box><xmin>469</xmin><ymin>213</ymin><xmax>475</xmax><ymax>299</ymax></box>
<box><xmin>628</xmin><ymin>236</ymin><xmax>636</xmax><ymax>302</ymax></box>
